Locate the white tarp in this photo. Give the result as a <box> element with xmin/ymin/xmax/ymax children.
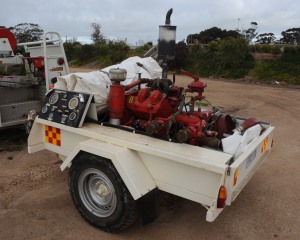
<box><xmin>222</xmin><ymin>124</ymin><xmax>262</xmax><ymax>157</ymax></box>
<box><xmin>101</xmin><ymin>56</ymin><xmax>162</xmax><ymax>85</ymax></box>
<box><xmin>54</xmin><ymin>57</ymin><xmax>162</xmax><ymax>113</ymax></box>
<box><xmin>55</xmin><ymin>71</ymin><xmax>111</xmax><ymax>114</ymax></box>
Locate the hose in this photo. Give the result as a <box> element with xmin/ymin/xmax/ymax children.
<box><xmin>165</xmin><ymin>8</ymin><xmax>173</xmax><ymax>25</ymax></box>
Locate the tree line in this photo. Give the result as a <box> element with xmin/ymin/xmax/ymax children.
<box><xmin>187</xmin><ymin>24</ymin><xmax>300</xmax><ymax>45</ymax></box>
<box><xmin>7</xmin><ymin>22</ymin><xmax>300</xmax><ymax>45</ymax></box>
<box><xmin>6</xmin><ymin>22</ymin><xmax>300</xmax><ymax>85</ymax></box>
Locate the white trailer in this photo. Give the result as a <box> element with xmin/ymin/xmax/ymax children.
<box><xmin>28</xmin><ymin>86</ymin><xmax>274</xmax><ymax>233</ymax></box>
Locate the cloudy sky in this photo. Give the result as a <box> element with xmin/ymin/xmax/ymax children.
<box><xmin>1</xmin><ymin>0</ymin><xmax>299</xmax><ymax>45</ymax></box>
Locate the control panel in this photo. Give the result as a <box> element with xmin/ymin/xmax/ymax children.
<box><xmin>39</xmin><ymin>89</ymin><xmax>94</xmax><ymax>128</ymax></box>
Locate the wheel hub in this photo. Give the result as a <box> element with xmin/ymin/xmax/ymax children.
<box><xmin>78</xmin><ymin>168</ymin><xmax>117</xmax><ymax>217</ymax></box>
<box><xmin>96</xmin><ymin>182</ymin><xmax>109</xmax><ymax>197</ymax></box>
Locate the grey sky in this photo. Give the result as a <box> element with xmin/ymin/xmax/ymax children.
<box><xmin>1</xmin><ymin>0</ymin><xmax>299</xmax><ymax>45</ymax></box>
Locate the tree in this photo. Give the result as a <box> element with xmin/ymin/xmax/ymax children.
<box><xmin>168</xmin><ymin>41</ymin><xmax>188</xmax><ymax>69</ymax></box>
<box><xmin>256</xmin><ymin>33</ymin><xmax>276</xmax><ymax>44</ymax></box>
<box><xmin>64</xmin><ymin>38</ymin><xmax>81</xmax><ymax>61</ymax></box>
<box><xmin>219</xmin><ymin>37</ymin><xmax>251</xmax><ymax>68</ymax></box>
<box><xmin>199</xmin><ymin>27</ymin><xmax>224</xmax><ymax>43</ymax></box>
<box><xmin>187</xmin><ymin>27</ymin><xmax>241</xmax><ymax>45</ymax></box>
<box><xmin>242</xmin><ymin>22</ymin><xmax>258</xmax><ymax>43</ymax></box>
<box><xmin>9</xmin><ymin>23</ymin><xmax>44</xmax><ymax>43</ymax></box>
<box><xmin>90</xmin><ymin>22</ymin><xmax>106</xmax><ymax>44</ymax></box>
<box><xmin>280</xmin><ymin>28</ymin><xmax>300</xmax><ymax>44</ymax></box>
<box><xmin>186</xmin><ymin>33</ymin><xmax>201</xmax><ymax>45</ymax></box>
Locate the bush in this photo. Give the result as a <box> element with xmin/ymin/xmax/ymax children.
<box><xmin>64</xmin><ymin>40</ymin><xmax>130</xmax><ymax>67</ymax></box>
<box><xmin>184</xmin><ymin>37</ymin><xmax>254</xmax><ymax>79</ymax></box>
<box><xmin>218</xmin><ymin>37</ymin><xmax>250</xmax><ymax>68</ymax></box>
<box><xmin>260</xmin><ymin>44</ymin><xmax>272</xmax><ymax>53</ymax></box>
<box><xmin>251</xmin><ymin>52</ymin><xmax>300</xmax><ymax>85</ymax></box>
<box><xmin>107</xmin><ymin>40</ymin><xmax>129</xmax><ymax>63</ymax></box>
<box><xmin>271</xmin><ymin>45</ymin><xmax>281</xmax><ymax>54</ymax></box>
<box><xmin>249</xmin><ymin>44</ymin><xmax>282</xmax><ymax>54</ymax></box>
<box><xmin>168</xmin><ymin>41</ymin><xmax>189</xmax><ymax>70</ymax></box>
<box><xmin>64</xmin><ymin>41</ymin><xmax>81</xmax><ymax>61</ymax></box>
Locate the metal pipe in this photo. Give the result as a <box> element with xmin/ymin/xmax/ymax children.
<box><xmin>166</xmin><ymin>89</ymin><xmax>188</xmax><ymax>139</ymax></box>
<box><xmin>165</xmin><ymin>8</ymin><xmax>173</xmax><ymax>25</ymax></box>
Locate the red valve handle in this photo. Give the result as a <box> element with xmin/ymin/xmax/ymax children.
<box><xmin>180</xmin><ymin>69</ymin><xmax>199</xmax><ymax>82</ymax></box>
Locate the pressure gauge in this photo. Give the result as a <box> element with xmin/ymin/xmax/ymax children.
<box><xmin>42</xmin><ymin>106</ymin><xmax>48</xmax><ymax>113</ymax></box>
<box><xmin>69</xmin><ymin>112</ymin><xmax>77</xmax><ymax>121</ymax></box>
<box><xmin>68</xmin><ymin>97</ymin><xmax>79</xmax><ymax>110</ymax></box>
<box><xmin>49</xmin><ymin>93</ymin><xmax>59</xmax><ymax>105</ymax></box>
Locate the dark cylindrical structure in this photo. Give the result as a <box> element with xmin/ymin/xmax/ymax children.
<box><xmin>158</xmin><ymin>25</ymin><xmax>177</xmax><ymax>60</ymax></box>
<box><xmin>158</xmin><ymin>8</ymin><xmax>177</xmax><ymax>61</ymax></box>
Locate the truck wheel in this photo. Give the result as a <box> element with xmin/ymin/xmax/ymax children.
<box><xmin>68</xmin><ymin>154</ymin><xmax>137</xmax><ymax>233</ymax></box>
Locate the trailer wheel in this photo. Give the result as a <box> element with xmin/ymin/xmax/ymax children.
<box><xmin>68</xmin><ymin>153</ymin><xmax>137</xmax><ymax>233</ymax></box>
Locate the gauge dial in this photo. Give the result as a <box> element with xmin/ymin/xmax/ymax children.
<box><xmin>69</xmin><ymin>112</ymin><xmax>77</xmax><ymax>121</ymax></box>
<box><xmin>68</xmin><ymin>97</ymin><xmax>79</xmax><ymax>110</ymax></box>
<box><xmin>42</xmin><ymin>106</ymin><xmax>48</xmax><ymax>113</ymax></box>
<box><xmin>49</xmin><ymin>93</ymin><xmax>59</xmax><ymax>105</ymax></box>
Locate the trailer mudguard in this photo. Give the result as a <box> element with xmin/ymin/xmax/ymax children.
<box><xmin>60</xmin><ymin>138</ymin><xmax>157</xmax><ymax>200</ymax></box>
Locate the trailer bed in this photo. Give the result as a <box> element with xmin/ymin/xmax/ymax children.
<box><xmin>28</xmin><ymin>115</ymin><xmax>274</xmax><ymax>223</ymax></box>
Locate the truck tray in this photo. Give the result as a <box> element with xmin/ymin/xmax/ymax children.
<box><xmin>0</xmin><ymin>75</ymin><xmax>40</xmax><ymax>88</ymax></box>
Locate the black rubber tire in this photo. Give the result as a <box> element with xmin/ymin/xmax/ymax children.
<box><xmin>68</xmin><ymin>153</ymin><xmax>138</xmax><ymax>233</ymax></box>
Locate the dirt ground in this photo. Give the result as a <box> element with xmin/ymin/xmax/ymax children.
<box><xmin>0</xmin><ymin>70</ymin><xmax>300</xmax><ymax>240</ymax></box>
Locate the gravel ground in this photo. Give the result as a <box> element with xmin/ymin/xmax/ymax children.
<box><xmin>0</xmin><ymin>71</ymin><xmax>299</xmax><ymax>240</ymax></box>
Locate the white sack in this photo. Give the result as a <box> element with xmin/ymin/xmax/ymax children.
<box><xmin>222</xmin><ymin>124</ymin><xmax>262</xmax><ymax>158</ymax></box>
<box><xmin>102</xmin><ymin>56</ymin><xmax>162</xmax><ymax>85</ymax></box>
<box><xmin>221</xmin><ymin>130</ymin><xmax>243</xmax><ymax>155</ymax></box>
<box><xmin>54</xmin><ymin>56</ymin><xmax>162</xmax><ymax>114</ymax></box>
<box><xmin>55</xmin><ymin>71</ymin><xmax>111</xmax><ymax>113</ymax></box>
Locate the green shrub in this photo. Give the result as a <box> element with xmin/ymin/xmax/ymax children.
<box><xmin>271</xmin><ymin>45</ymin><xmax>281</xmax><ymax>54</ymax></box>
<box><xmin>107</xmin><ymin>40</ymin><xmax>130</xmax><ymax>63</ymax></box>
<box><xmin>251</xmin><ymin>52</ymin><xmax>300</xmax><ymax>85</ymax></box>
<box><xmin>260</xmin><ymin>44</ymin><xmax>272</xmax><ymax>53</ymax></box>
<box><xmin>184</xmin><ymin>37</ymin><xmax>254</xmax><ymax>79</ymax></box>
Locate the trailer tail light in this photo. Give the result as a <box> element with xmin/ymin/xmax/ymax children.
<box><xmin>57</xmin><ymin>58</ymin><xmax>65</xmax><ymax>65</ymax></box>
<box><xmin>217</xmin><ymin>186</ymin><xmax>227</xmax><ymax>208</ymax></box>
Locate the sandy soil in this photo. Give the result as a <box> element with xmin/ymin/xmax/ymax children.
<box><xmin>1</xmin><ymin>71</ymin><xmax>300</xmax><ymax>240</ymax></box>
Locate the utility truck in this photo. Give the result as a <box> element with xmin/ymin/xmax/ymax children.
<box><xmin>0</xmin><ymin>27</ymin><xmax>69</xmax><ymax>129</ymax></box>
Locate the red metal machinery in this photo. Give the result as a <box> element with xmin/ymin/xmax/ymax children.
<box><xmin>108</xmin><ymin>68</ymin><xmax>235</xmax><ymax>149</ymax></box>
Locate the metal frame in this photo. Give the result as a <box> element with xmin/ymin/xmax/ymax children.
<box><xmin>28</xmin><ymin>117</ymin><xmax>274</xmax><ymax>222</ymax></box>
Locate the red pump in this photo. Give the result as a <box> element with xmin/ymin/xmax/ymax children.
<box><xmin>108</xmin><ymin>68</ymin><xmax>234</xmax><ymax>149</ymax></box>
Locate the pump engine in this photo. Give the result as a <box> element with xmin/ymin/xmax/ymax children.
<box><xmin>107</xmin><ymin>68</ymin><xmax>235</xmax><ymax>149</ymax></box>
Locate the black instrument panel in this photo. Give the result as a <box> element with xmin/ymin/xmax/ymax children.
<box><xmin>39</xmin><ymin>89</ymin><xmax>93</xmax><ymax>128</ymax></box>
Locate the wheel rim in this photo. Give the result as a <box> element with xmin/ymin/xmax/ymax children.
<box><xmin>78</xmin><ymin>168</ymin><xmax>117</xmax><ymax>217</ymax></box>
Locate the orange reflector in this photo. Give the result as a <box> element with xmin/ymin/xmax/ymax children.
<box><xmin>217</xmin><ymin>186</ymin><xmax>227</xmax><ymax>208</ymax></box>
